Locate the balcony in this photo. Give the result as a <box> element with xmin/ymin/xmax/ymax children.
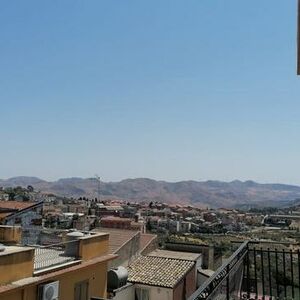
<box><xmin>189</xmin><ymin>240</ymin><xmax>300</xmax><ymax>300</ymax></box>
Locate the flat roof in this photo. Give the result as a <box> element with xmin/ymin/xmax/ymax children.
<box><xmin>0</xmin><ymin>245</ymin><xmax>33</xmax><ymax>257</ymax></box>
<box><xmin>34</xmin><ymin>247</ymin><xmax>77</xmax><ymax>271</ymax></box>
<box><xmin>148</xmin><ymin>249</ymin><xmax>201</xmax><ymax>261</ymax></box>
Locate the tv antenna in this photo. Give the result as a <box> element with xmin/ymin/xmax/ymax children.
<box><xmin>95</xmin><ymin>174</ymin><xmax>100</xmax><ymax>203</ymax></box>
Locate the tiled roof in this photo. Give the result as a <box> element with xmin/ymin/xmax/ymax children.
<box><xmin>0</xmin><ymin>201</ymin><xmax>38</xmax><ymax>211</ymax></box>
<box><xmin>128</xmin><ymin>256</ymin><xmax>194</xmax><ymax>288</ymax></box>
<box><xmin>0</xmin><ymin>212</ymin><xmax>12</xmax><ymax>219</ymax></box>
<box><xmin>95</xmin><ymin>228</ymin><xmax>139</xmax><ymax>253</ymax></box>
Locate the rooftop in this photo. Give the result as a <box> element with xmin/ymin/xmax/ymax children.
<box><xmin>0</xmin><ymin>201</ymin><xmax>39</xmax><ymax>212</ymax></box>
<box><xmin>0</xmin><ymin>245</ymin><xmax>33</xmax><ymax>256</ymax></box>
<box><xmin>101</xmin><ymin>216</ymin><xmax>131</xmax><ymax>222</ymax></box>
<box><xmin>34</xmin><ymin>246</ymin><xmax>77</xmax><ymax>271</ymax></box>
<box><xmin>148</xmin><ymin>249</ymin><xmax>201</xmax><ymax>261</ymax></box>
<box><xmin>128</xmin><ymin>256</ymin><xmax>194</xmax><ymax>288</ymax></box>
<box><xmin>95</xmin><ymin>228</ymin><xmax>139</xmax><ymax>253</ymax></box>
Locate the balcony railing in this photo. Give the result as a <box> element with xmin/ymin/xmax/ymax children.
<box><xmin>189</xmin><ymin>240</ymin><xmax>300</xmax><ymax>300</ymax></box>
<box><xmin>189</xmin><ymin>241</ymin><xmax>248</xmax><ymax>300</ymax></box>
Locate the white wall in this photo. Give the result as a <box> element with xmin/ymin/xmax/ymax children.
<box><xmin>113</xmin><ymin>285</ymin><xmax>135</xmax><ymax>300</ymax></box>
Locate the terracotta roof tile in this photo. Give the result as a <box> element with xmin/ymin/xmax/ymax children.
<box><xmin>128</xmin><ymin>256</ymin><xmax>194</xmax><ymax>288</ymax></box>
<box><xmin>0</xmin><ymin>212</ymin><xmax>12</xmax><ymax>219</ymax></box>
<box><xmin>0</xmin><ymin>201</ymin><xmax>38</xmax><ymax>212</ymax></box>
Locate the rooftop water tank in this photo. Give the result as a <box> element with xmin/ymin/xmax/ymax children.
<box><xmin>107</xmin><ymin>266</ymin><xmax>128</xmax><ymax>291</ymax></box>
<box><xmin>64</xmin><ymin>231</ymin><xmax>84</xmax><ymax>257</ymax></box>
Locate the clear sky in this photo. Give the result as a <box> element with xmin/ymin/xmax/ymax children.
<box><xmin>0</xmin><ymin>1</ymin><xmax>299</xmax><ymax>184</ymax></box>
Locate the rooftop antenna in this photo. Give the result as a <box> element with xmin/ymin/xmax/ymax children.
<box><xmin>95</xmin><ymin>174</ymin><xmax>100</xmax><ymax>203</ymax></box>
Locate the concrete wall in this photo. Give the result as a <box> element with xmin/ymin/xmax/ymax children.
<box><xmin>0</xmin><ymin>226</ymin><xmax>21</xmax><ymax>244</ymax></box>
<box><xmin>173</xmin><ymin>280</ymin><xmax>184</xmax><ymax>300</ymax></box>
<box><xmin>197</xmin><ymin>272</ymin><xmax>209</xmax><ymax>288</ymax></box>
<box><xmin>140</xmin><ymin>235</ymin><xmax>158</xmax><ymax>256</ymax></box>
<box><xmin>112</xmin><ymin>284</ymin><xmax>135</xmax><ymax>300</ymax></box>
<box><xmin>0</xmin><ymin>230</ymin><xmax>113</xmax><ymax>300</ymax></box>
<box><xmin>185</xmin><ymin>265</ymin><xmax>196</xmax><ymax>298</ymax></box>
<box><xmin>110</xmin><ymin>233</ymin><xmax>140</xmax><ymax>268</ymax></box>
<box><xmin>0</xmin><ymin>260</ymin><xmax>109</xmax><ymax>300</ymax></box>
<box><xmin>135</xmin><ymin>284</ymin><xmax>173</xmax><ymax>300</ymax></box>
<box><xmin>173</xmin><ymin>265</ymin><xmax>196</xmax><ymax>300</ymax></box>
<box><xmin>79</xmin><ymin>233</ymin><xmax>109</xmax><ymax>261</ymax></box>
<box><xmin>165</xmin><ymin>242</ymin><xmax>217</xmax><ymax>270</ymax></box>
<box><xmin>0</xmin><ymin>247</ymin><xmax>34</xmax><ymax>284</ymax></box>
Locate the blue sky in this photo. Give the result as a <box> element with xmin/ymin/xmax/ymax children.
<box><xmin>0</xmin><ymin>1</ymin><xmax>300</xmax><ymax>184</ymax></box>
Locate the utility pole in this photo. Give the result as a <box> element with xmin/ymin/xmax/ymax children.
<box><xmin>95</xmin><ymin>174</ymin><xmax>100</xmax><ymax>203</ymax></box>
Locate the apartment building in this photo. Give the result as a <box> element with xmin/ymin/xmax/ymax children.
<box><xmin>0</xmin><ymin>201</ymin><xmax>43</xmax><ymax>245</ymax></box>
<box><xmin>0</xmin><ymin>225</ymin><xmax>116</xmax><ymax>300</ymax></box>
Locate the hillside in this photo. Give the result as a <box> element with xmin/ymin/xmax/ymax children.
<box><xmin>1</xmin><ymin>177</ymin><xmax>300</xmax><ymax>208</ymax></box>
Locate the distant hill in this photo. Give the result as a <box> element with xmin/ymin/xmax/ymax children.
<box><xmin>1</xmin><ymin>176</ymin><xmax>300</xmax><ymax>208</ymax></box>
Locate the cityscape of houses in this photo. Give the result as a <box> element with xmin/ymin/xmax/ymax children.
<box><xmin>1</xmin><ymin>0</ymin><xmax>299</xmax><ymax>299</ymax></box>
<box><xmin>1</xmin><ymin>185</ymin><xmax>300</xmax><ymax>299</ymax></box>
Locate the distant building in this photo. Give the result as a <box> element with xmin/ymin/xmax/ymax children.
<box><xmin>96</xmin><ymin>204</ymin><xmax>124</xmax><ymax>217</ymax></box>
<box><xmin>96</xmin><ymin>228</ymin><xmax>157</xmax><ymax>268</ymax></box>
<box><xmin>0</xmin><ymin>201</ymin><xmax>43</xmax><ymax>245</ymax></box>
<box><xmin>0</xmin><ymin>193</ymin><xmax>10</xmax><ymax>201</ymax></box>
<box><xmin>100</xmin><ymin>216</ymin><xmax>145</xmax><ymax>232</ymax></box>
<box><xmin>165</xmin><ymin>240</ymin><xmax>222</xmax><ymax>270</ymax></box>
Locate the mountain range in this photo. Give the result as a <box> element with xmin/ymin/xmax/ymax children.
<box><xmin>1</xmin><ymin>176</ymin><xmax>300</xmax><ymax>208</ymax></box>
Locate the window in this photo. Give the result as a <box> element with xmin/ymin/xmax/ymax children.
<box><xmin>14</xmin><ymin>217</ymin><xmax>21</xmax><ymax>224</ymax></box>
<box><xmin>135</xmin><ymin>288</ymin><xmax>150</xmax><ymax>300</ymax></box>
<box><xmin>31</xmin><ymin>218</ymin><xmax>42</xmax><ymax>225</ymax></box>
<box><xmin>74</xmin><ymin>280</ymin><xmax>89</xmax><ymax>300</ymax></box>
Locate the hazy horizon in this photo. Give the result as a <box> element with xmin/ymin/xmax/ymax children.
<box><xmin>1</xmin><ymin>1</ymin><xmax>299</xmax><ymax>185</ymax></box>
<box><xmin>1</xmin><ymin>175</ymin><xmax>300</xmax><ymax>187</ymax></box>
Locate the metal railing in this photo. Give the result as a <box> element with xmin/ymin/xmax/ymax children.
<box><xmin>243</xmin><ymin>243</ymin><xmax>300</xmax><ymax>300</ymax></box>
<box><xmin>189</xmin><ymin>240</ymin><xmax>300</xmax><ymax>300</ymax></box>
<box><xmin>189</xmin><ymin>241</ymin><xmax>249</xmax><ymax>300</ymax></box>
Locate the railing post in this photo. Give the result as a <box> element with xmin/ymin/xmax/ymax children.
<box><xmin>290</xmin><ymin>249</ymin><xmax>295</xmax><ymax>299</ymax></box>
<box><xmin>275</xmin><ymin>248</ymin><xmax>279</xmax><ymax>298</ymax></box>
<box><xmin>298</xmin><ymin>249</ymin><xmax>300</xmax><ymax>300</ymax></box>
<box><xmin>283</xmin><ymin>249</ymin><xmax>287</xmax><ymax>298</ymax></box>
<box><xmin>226</xmin><ymin>264</ymin><xmax>230</xmax><ymax>300</ymax></box>
<box><xmin>246</xmin><ymin>243</ymin><xmax>250</xmax><ymax>299</ymax></box>
<box><xmin>253</xmin><ymin>247</ymin><xmax>258</xmax><ymax>296</ymax></box>
<box><xmin>261</xmin><ymin>248</ymin><xmax>265</xmax><ymax>297</ymax></box>
<box><xmin>267</xmin><ymin>248</ymin><xmax>272</xmax><ymax>298</ymax></box>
